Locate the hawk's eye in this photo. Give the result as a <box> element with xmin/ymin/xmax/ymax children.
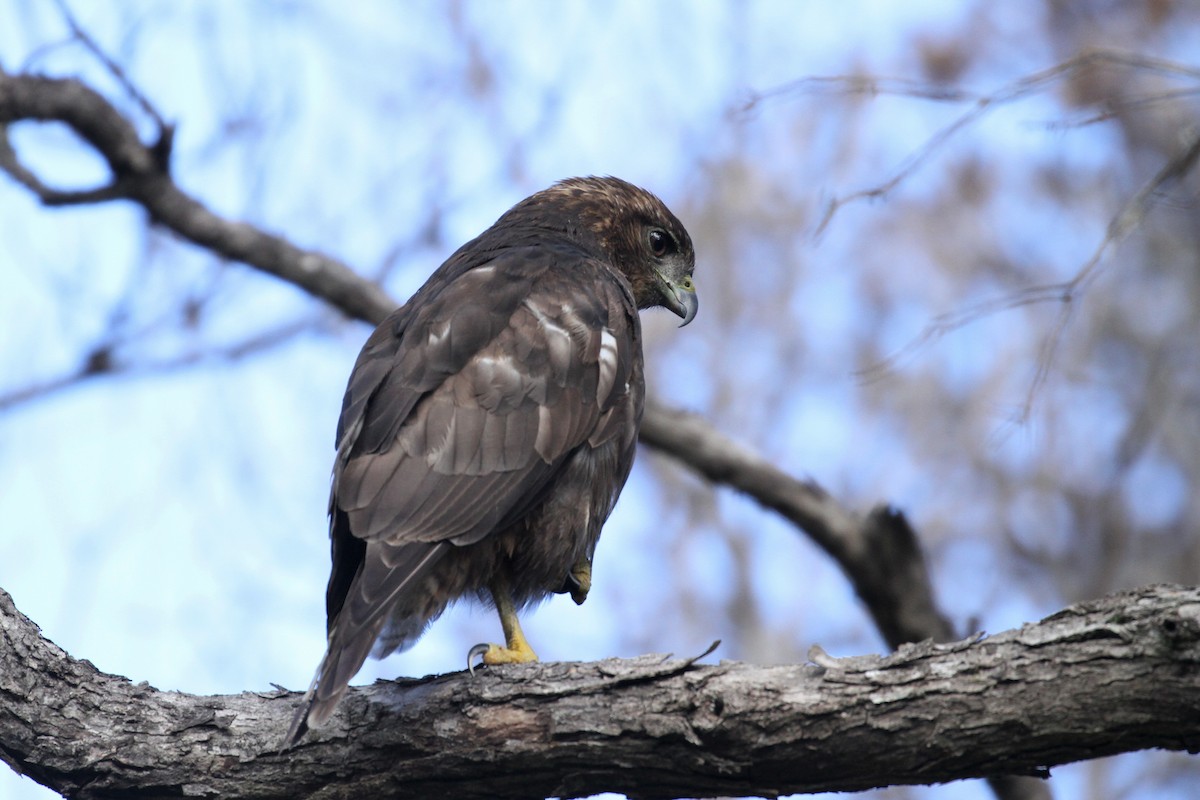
<box><xmin>648</xmin><ymin>228</ymin><xmax>672</xmax><ymax>257</ymax></box>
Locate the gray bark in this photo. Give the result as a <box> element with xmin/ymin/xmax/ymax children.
<box><xmin>3</xmin><ymin>584</ymin><xmax>1199</xmax><ymax>799</ymax></box>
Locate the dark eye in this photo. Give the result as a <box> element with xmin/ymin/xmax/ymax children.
<box><xmin>648</xmin><ymin>228</ymin><xmax>672</xmax><ymax>257</ymax></box>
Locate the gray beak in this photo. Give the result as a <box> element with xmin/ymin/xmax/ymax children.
<box><xmin>662</xmin><ymin>276</ymin><xmax>698</xmax><ymax>327</ymax></box>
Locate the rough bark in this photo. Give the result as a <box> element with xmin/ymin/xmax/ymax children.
<box><xmin>3</xmin><ymin>584</ymin><xmax>1199</xmax><ymax>799</ymax></box>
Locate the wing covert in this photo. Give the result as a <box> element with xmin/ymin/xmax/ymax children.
<box><xmin>333</xmin><ymin>246</ymin><xmax>639</xmax><ymax>548</ymax></box>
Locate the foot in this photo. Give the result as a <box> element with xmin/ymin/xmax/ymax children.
<box><xmin>470</xmin><ymin>572</ymin><xmax>541</xmax><ymax>675</ymax></box>
<box><xmin>560</xmin><ymin>559</ymin><xmax>591</xmax><ymax>605</ymax></box>
<box><xmin>467</xmin><ymin>640</ymin><xmax>538</xmax><ymax>675</ymax></box>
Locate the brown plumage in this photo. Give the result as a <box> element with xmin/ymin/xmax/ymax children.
<box><xmin>286</xmin><ymin>177</ymin><xmax>697</xmax><ymax>744</ymax></box>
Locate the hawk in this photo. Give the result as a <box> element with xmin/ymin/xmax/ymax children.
<box><xmin>287</xmin><ymin>176</ymin><xmax>697</xmax><ymax>743</ymax></box>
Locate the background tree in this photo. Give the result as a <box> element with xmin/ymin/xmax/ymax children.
<box><xmin>2</xmin><ymin>2</ymin><xmax>1199</xmax><ymax>798</ymax></box>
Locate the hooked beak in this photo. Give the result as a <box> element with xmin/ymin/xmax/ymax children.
<box><xmin>661</xmin><ymin>274</ymin><xmax>698</xmax><ymax>327</ymax></box>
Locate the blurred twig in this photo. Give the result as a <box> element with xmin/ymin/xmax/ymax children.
<box><xmin>0</xmin><ymin>316</ymin><xmax>326</xmax><ymax>413</ymax></box>
<box><xmin>52</xmin><ymin>0</ymin><xmax>169</xmax><ymax>132</ymax></box>
<box><xmin>740</xmin><ymin>50</ymin><xmax>1200</xmax><ymax>237</ymax></box>
<box><xmin>856</xmin><ymin>130</ymin><xmax>1200</xmax><ymax>432</ymax></box>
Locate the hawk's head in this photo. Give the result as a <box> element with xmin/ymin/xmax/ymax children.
<box><xmin>507</xmin><ymin>176</ymin><xmax>698</xmax><ymax>326</ymax></box>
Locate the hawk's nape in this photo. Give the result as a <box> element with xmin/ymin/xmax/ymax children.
<box><xmin>286</xmin><ymin>177</ymin><xmax>697</xmax><ymax>745</ymax></box>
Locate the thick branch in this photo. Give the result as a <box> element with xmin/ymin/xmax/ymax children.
<box><xmin>3</xmin><ymin>584</ymin><xmax>1199</xmax><ymax>799</ymax></box>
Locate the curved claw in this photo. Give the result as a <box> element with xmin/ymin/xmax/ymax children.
<box><xmin>565</xmin><ymin>560</ymin><xmax>591</xmax><ymax>605</ymax></box>
<box><xmin>467</xmin><ymin>642</ymin><xmax>491</xmax><ymax>676</ymax></box>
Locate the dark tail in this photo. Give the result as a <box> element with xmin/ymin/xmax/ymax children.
<box><xmin>284</xmin><ymin>615</ymin><xmax>387</xmax><ymax>745</ymax></box>
<box><xmin>283</xmin><ymin>541</ymin><xmax>448</xmax><ymax>746</ymax></box>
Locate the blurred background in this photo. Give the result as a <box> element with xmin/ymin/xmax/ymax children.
<box><xmin>2</xmin><ymin>2</ymin><xmax>1199</xmax><ymax>798</ymax></box>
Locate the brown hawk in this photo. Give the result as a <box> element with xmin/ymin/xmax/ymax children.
<box><xmin>286</xmin><ymin>176</ymin><xmax>697</xmax><ymax>743</ymax></box>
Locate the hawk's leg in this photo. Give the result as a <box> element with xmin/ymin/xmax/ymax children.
<box><xmin>467</xmin><ymin>572</ymin><xmax>538</xmax><ymax>674</ymax></box>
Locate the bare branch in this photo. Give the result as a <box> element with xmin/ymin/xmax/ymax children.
<box><xmin>739</xmin><ymin>50</ymin><xmax>1200</xmax><ymax>117</ymax></box>
<box><xmin>1041</xmin><ymin>86</ymin><xmax>1200</xmax><ymax>130</ymax></box>
<box><xmin>857</xmin><ymin>130</ymin><xmax>1200</xmax><ymax>432</ymax></box>
<box><xmin>0</xmin><ymin>316</ymin><xmax>325</xmax><ymax>413</ymax></box>
<box><xmin>0</xmin><ymin>72</ymin><xmax>395</xmax><ymax>325</ymax></box>
<box><xmin>0</xmin><ymin>124</ymin><xmax>125</xmax><ymax>204</ymax></box>
<box><xmin>641</xmin><ymin>400</ymin><xmax>955</xmax><ymax>649</ymax></box>
<box><xmin>52</xmin><ymin>0</ymin><xmax>171</xmax><ymax>138</ymax></box>
<box><xmin>736</xmin><ymin>50</ymin><xmax>1200</xmax><ymax>236</ymax></box>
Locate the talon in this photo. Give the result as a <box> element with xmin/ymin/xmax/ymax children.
<box><xmin>468</xmin><ymin>642</ymin><xmax>491</xmax><ymax>676</ymax></box>
<box><xmin>468</xmin><ymin>640</ymin><xmax>539</xmax><ymax>674</ymax></box>
<box><xmin>565</xmin><ymin>560</ymin><xmax>592</xmax><ymax>605</ymax></box>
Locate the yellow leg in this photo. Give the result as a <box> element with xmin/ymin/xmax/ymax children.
<box><xmin>467</xmin><ymin>573</ymin><xmax>538</xmax><ymax>673</ymax></box>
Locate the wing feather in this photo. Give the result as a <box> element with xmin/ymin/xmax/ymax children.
<box><xmin>337</xmin><ymin>251</ymin><xmax>635</xmax><ymax>546</ymax></box>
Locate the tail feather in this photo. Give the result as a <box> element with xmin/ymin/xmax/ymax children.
<box><xmin>284</xmin><ymin>541</ymin><xmax>448</xmax><ymax>746</ymax></box>
<box><xmin>284</xmin><ymin>614</ymin><xmax>387</xmax><ymax>744</ymax></box>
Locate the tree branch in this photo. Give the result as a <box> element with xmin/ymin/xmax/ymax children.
<box><xmin>0</xmin><ymin>315</ymin><xmax>327</xmax><ymax>412</ymax></box>
<box><xmin>2</xmin><ymin>584</ymin><xmax>1198</xmax><ymax>799</ymax></box>
<box><xmin>640</xmin><ymin>399</ymin><xmax>955</xmax><ymax>650</ymax></box>
<box><xmin>854</xmin><ymin>129</ymin><xmax>1200</xmax><ymax>432</ymax></box>
<box><xmin>0</xmin><ymin>71</ymin><xmax>394</xmax><ymax>325</ymax></box>
<box><xmin>639</xmin><ymin>402</ymin><xmax>1061</xmax><ymax>798</ymax></box>
<box><xmin>735</xmin><ymin>50</ymin><xmax>1200</xmax><ymax>236</ymax></box>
